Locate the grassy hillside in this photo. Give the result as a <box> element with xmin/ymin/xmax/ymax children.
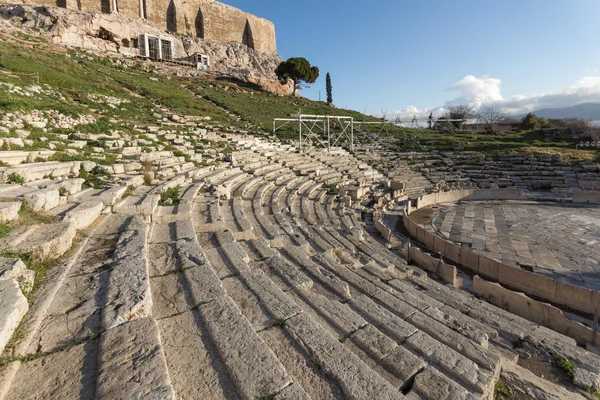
<box><xmin>0</xmin><ymin>30</ymin><xmax>598</xmax><ymax>163</ymax></box>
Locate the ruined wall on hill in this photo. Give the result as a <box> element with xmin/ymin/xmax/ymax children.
<box><xmin>7</xmin><ymin>0</ymin><xmax>277</xmax><ymax>54</ymax></box>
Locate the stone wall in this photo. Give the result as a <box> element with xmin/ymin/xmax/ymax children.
<box><xmin>474</xmin><ymin>276</ymin><xmax>600</xmax><ymax>346</ymax></box>
<box><xmin>6</xmin><ymin>0</ymin><xmax>277</xmax><ymax>54</ymax></box>
<box><xmin>0</xmin><ymin>4</ymin><xmax>291</xmax><ymax>94</ymax></box>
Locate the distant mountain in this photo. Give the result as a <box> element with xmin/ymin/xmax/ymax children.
<box><xmin>516</xmin><ymin>103</ymin><xmax>600</xmax><ymax>120</ymax></box>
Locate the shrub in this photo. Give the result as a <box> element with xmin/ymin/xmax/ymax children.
<box><xmin>159</xmin><ymin>186</ymin><xmax>180</xmax><ymax>206</ymax></box>
<box><xmin>7</xmin><ymin>172</ymin><xmax>24</xmax><ymax>184</ymax></box>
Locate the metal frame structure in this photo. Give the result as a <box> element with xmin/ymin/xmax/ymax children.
<box><xmin>273</xmin><ymin>114</ymin><xmax>355</xmax><ymax>152</ymax></box>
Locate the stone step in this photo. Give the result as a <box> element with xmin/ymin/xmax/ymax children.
<box><xmin>0</xmin><ymin>221</ymin><xmax>76</xmax><ymax>261</ymax></box>
<box><xmin>283</xmin><ymin>312</ymin><xmax>406</xmax><ymax>399</ymax></box>
<box><xmin>113</xmin><ymin>194</ymin><xmax>160</xmax><ymax>219</ymax></box>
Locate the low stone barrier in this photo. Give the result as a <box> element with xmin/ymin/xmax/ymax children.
<box><xmin>474</xmin><ymin>276</ymin><xmax>600</xmax><ymax>346</ymax></box>
<box><xmin>403</xmin><ymin>188</ymin><xmax>600</xmax><ymax>316</ymax></box>
<box><xmin>573</xmin><ymin>191</ymin><xmax>600</xmax><ymax>204</ymax></box>
<box><xmin>375</xmin><ymin>215</ymin><xmax>460</xmax><ymax>287</ymax></box>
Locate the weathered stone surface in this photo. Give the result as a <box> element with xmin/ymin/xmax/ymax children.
<box><xmin>148</xmin><ymin>238</ymin><xmax>207</xmax><ymax>277</ymax></box>
<box><xmin>347</xmin><ymin>294</ymin><xmax>418</xmax><ymax>343</ymax></box>
<box><xmin>197</xmin><ymin>295</ymin><xmax>292</xmax><ymax>398</ymax></box>
<box><xmin>150</xmin><ymin>263</ymin><xmax>224</xmax><ymax>320</ymax></box>
<box><xmin>62</xmin><ymin>200</ymin><xmax>103</xmax><ymax>230</ymax></box>
<box><xmin>259</xmin><ymin>325</ymin><xmax>346</xmax><ymax>400</ymax></box>
<box><xmin>406</xmin><ymin>367</ymin><xmax>470</xmax><ymax>400</ymax></box>
<box><xmin>405</xmin><ymin>331</ymin><xmax>493</xmax><ymax>395</ymax></box>
<box><xmin>406</xmin><ymin>312</ymin><xmax>500</xmax><ymax>373</ymax></box>
<box><xmin>102</xmin><ymin>220</ymin><xmax>151</xmax><ymax>329</ymax></box>
<box><xmin>0</xmin><ymin>201</ymin><xmax>20</xmax><ymax>223</ymax></box>
<box><xmin>274</xmin><ymin>383</ymin><xmax>311</xmax><ymax>399</ymax></box>
<box><xmin>157</xmin><ymin>310</ymin><xmax>240</xmax><ymax>400</ymax></box>
<box><xmin>113</xmin><ymin>194</ymin><xmax>159</xmax><ymax>217</ymax></box>
<box><xmin>0</xmin><ymin>338</ymin><xmax>98</xmax><ymax>399</ymax></box>
<box><xmin>284</xmin><ymin>313</ymin><xmax>406</xmax><ymax>400</ymax></box>
<box><xmin>31</xmin><ymin>270</ymin><xmax>102</xmax><ymax>353</ymax></box>
<box><xmin>96</xmin><ymin>318</ymin><xmax>174</xmax><ymax>399</ymax></box>
<box><xmin>240</xmin><ymin>270</ymin><xmax>302</xmax><ymax>323</ymax></box>
<box><xmin>46</xmin><ymin>178</ymin><xmax>84</xmax><ymax>195</ymax></box>
<box><xmin>291</xmin><ymin>288</ymin><xmax>366</xmax><ymax>338</ymax></box>
<box><xmin>204</xmin><ymin>241</ymin><xmax>251</xmax><ymax>277</ymax></box>
<box><xmin>263</xmin><ymin>256</ymin><xmax>313</xmax><ymax>291</ymax></box>
<box><xmin>0</xmin><ymin>257</ymin><xmax>34</xmax><ymax>286</ymax></box>
<box><xmin>381</xmin><ymin>345</ymin><xmax>428</xmax><ymax>390</ymax></box>
<box><xmin>502</xmin><ymin>362</ymin><xmax>586</xmax><ymax>400</ymax></box>
<box><xmin>0</xmin><ymin>222</ymin><xmax>76</xmax><ymax>261</ymax></box>
<box><xmin>347</xmin><ymin>324</ymin><xmax>398</xmax><ymax>361</ymax></box>
<box><xmin>222</xmin><ymin>276</ymin><xmax>273</xmax><ymax>331</ymax></box>
<box><xmin>23</xmin><ymin>188</ymin><xmax>59</xmax><ymax>211</ymax></box>
<box><xmin>0</xmin><ymin>279</ymin><xmax>28</xmax><ymax>354</ymax></box>
<box><xmin>149</xmin><ymin>220</ymin><xmax>196</xmax><ymax>243</ymax></box>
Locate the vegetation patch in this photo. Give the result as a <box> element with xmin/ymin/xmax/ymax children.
<box><xmin>18</xmin><ymin>202</ymin><xmax>61</xmax><ymax>225</ymax></box>
<box><xmin>493</xmin><ymin>379</ymin><xmax>511</xmax><ymax>400</ymax></box>
<box><xmin>324</xmin><ymin>183</ymin><xmax>339</xmax><ymax>194</ymax></box>
<box><xmin>587</xmin><ymin>386</ymin><xmax>600</xmax><ymax>399</ymax></box>
<box><xmin>7</xmin><ymin>172</ymin><xmax>24</xmax><ymax>184</ymax></box>
<box><xmin>79</xmin><ymin>169</ymin><xmax>110</xmax><ymax>189</ymax></box>
<box><xmin>159</xmin><ymin>186</ymin><xmax>180</xmax><ymax>206</ymax></box>
<box><xmin>0</xmin><ymin>223</ymin><xmax>13</xmax><ymax>238</ymax></box>
<box><xmin>555</xmin><ymin>357</ymin><xmax>576</xmax><ymax>379</ymax></box>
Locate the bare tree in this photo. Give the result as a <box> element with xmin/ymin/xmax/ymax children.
<box><xmin>438</xmin><ymin>105</ymin><xmax>474</xmax><ymax>130</ymax></box>
<box><xmin>476</xmin><ymin>106</ymin><xmax>508</xmax><ymax>133</ymax></box>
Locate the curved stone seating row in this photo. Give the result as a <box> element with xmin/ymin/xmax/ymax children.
<box><xmin>1</xmin><ymin>144</ymin><xmax>593</xmax><ymax>399</ymax></box>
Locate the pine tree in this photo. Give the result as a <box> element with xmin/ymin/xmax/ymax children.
<box><xmin>275</xmin><ymin>58</ymin><xmax>319</xmax><ymax>96</ymax></box>
<box><xmin>326</xmin><ymin>72</ymin><xmax>333</xmax><ymax>104</ymax></box>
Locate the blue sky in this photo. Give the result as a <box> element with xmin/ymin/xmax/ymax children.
<box><xmin>226</xmin><ymin>0</ymin><xmax>600</xmax><ymax>118</ymax></box>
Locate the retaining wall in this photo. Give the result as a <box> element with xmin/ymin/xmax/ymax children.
<box><xmin>474</xmin><ymin>276</ymin><xmax>600</xmax><ymax>346</ymax></box>
<box><xmin>375</xmin><ymin>214</ymin><xmax>460</xmax><ymax>287</ymax></box>
<box><xmin>573</xmin><ymin>191</ymin><xmax>600</xmax><ymax>204</ymax></box>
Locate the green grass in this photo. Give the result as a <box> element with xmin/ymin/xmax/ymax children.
<box><xmin>7</xmin><ymin>172</ymin><xmax>24</xmax><ymax>184</ymax></box>
<box><xmin>17</xmin><ymin>203</ymin><xmax>61</xmax><ymax>226</ymax></box>
<box><xmin>159</xmin><ymin>186</ymin><xmax>180</xmax><ymax>206</ymax></box>
<box><xmin>0</xmin><ymin>223</ymin><xmax>13</xmax><ymax>238</ymax></box>
<box><xmin>78</xmin><ymin>170</ymin><xmax>110</xmax><ymax>189</ymax></box>
<box><xmin>0</xmin><ymin>35</ymin><xmax>596</xmax><ymax>164</ymax></box>
<box><xmin>323</xmin><ymin>183</ymin><xmax>339</xmax><ymax>194</ymax></box>
<box><xmin>188</xmin><ymin>79</ymin><xmax>385</xmax><ymax>134</ymax></box>
<box><xmin>0</xmin><ymin>39</ymin><xmax>229</xmax><ymax>124</ymax></box>
<box><xmin>392</xmin><ymin>128</ymin><xmax>599</xmax><ymax>163</ymax></box>
<box><xmin>555</xmin><ymin>357</ymin><xmax>576</xmax><ymax>379</ymax></box>
<box><xmin>587</xmin><ymin>386</ymin><xmax>600</xmax><ymax>399</ymax></box>
<box><xmin>493</xmin><ymin>379</ymin><xmax>511</xmax><ymax>400</ymax></box>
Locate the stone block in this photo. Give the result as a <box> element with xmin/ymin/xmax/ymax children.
<box><xmin>23</xmin><ymin>188</ymin><xmax>60</xmax><ymax>211</ymax></box>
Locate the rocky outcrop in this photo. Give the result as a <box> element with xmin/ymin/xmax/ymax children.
<box><xmin>0</xmin><ymin>3</ymin><xmax>293</xmax><ymax>95</ymax></box>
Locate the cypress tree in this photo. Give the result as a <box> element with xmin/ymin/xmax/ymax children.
<box><xmin>326</xmin><ymin>72</ymin><xmax>333</xmax><ymax>104</ymax></box>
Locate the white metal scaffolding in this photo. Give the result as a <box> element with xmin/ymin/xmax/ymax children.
<box><xmin>273</xmin><ymin>114</ymin><xmax>355</xmax><ymax>152</ymax></box>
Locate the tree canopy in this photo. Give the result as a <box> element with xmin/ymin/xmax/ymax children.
<box><xmin>275</xmin><ymin>57</ymin><xmax>319</xmax><ymax>96</ymax></box>
<box><xmin>522</xmin><ymin>113</ymin><xmax>539</xmax><ymax>130</ymax></box>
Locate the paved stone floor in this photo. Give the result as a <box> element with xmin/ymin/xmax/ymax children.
<box><xmin>429</xmin><ymin>201</ymin><xmax>600</xmax><ymax>290</ymax></box>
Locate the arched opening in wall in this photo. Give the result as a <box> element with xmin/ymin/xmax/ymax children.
<box><xmin>141</xmin><ymin>0</ymin><xmax>148</xmax><ymax>19</ymax></box>
<box><xmin>195</xmin><ymin>8</ymin><xmax>204</xmax><ymax>38</ymax></box>
<box><xmin>166</xmin><ymin>0</ymin><xmax>177</xmax><ymax>32</ymax></box>
<box><xmin>100</xmin><ymin>0</ymin><xmax>110</xmax><ymax>13</ymax></box>
<box><xmin>56</xmin><ymin>0</ymin><xmax>66</xmax><ymax>8</ymax></box>
<box><xmin>242</xmin><ymin>20</ymin><xmax>255</xmax><ymax>50</ymax></box>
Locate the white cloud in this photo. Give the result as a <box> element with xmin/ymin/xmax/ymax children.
<box><xmin>374</xmin><ymin>105</ymin><xmax>446</xmax><ymax>122</ymax></box>
<box><xmin>390</xmin><ymin>75</ymin><xmax>600</xmax><ymax>119</ymax></box>
<box><xmin>445</xmin><ymin>75</ymin><xmax>503</xmax><ymax>108</ymax></box>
